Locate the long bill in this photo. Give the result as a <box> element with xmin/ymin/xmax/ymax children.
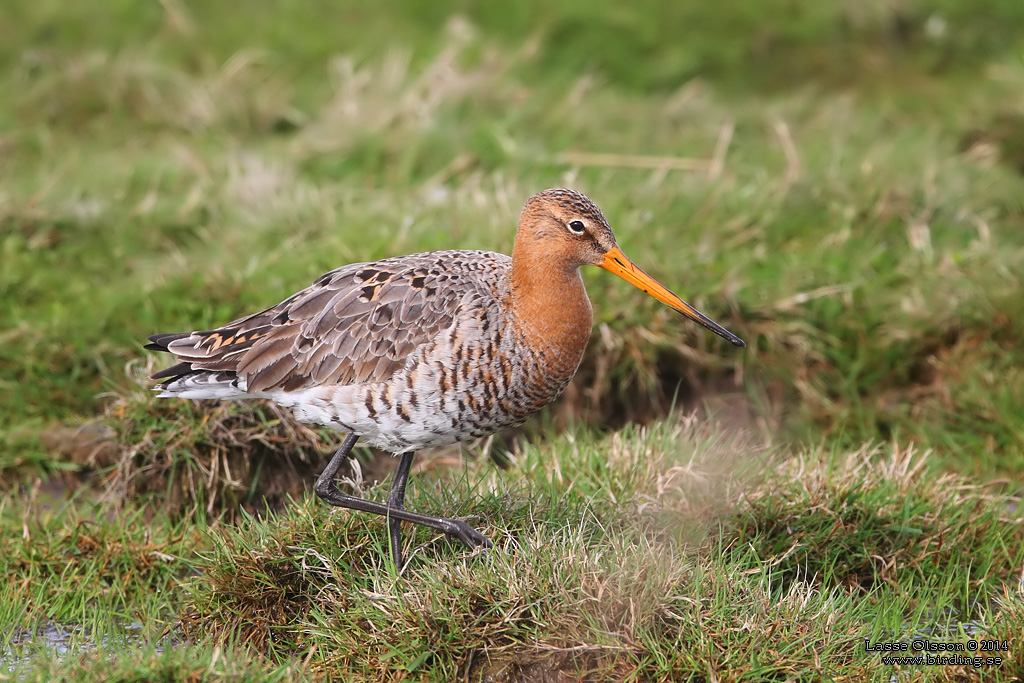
<box><xmin>598</xmin><ymin>246</ymin><xmax>745</xmax><ymax>348</ymax></box>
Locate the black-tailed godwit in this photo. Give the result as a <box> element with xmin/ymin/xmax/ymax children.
<box><xmin>146</xmin><ymin>189</ymin><xmax>744</xmax><ymax>568</ymax></box>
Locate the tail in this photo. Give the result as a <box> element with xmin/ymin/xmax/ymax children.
<box><xmin>146</xmin><ymin>332</ymin><xmax>248</xmax><ymax>399</ymax></box>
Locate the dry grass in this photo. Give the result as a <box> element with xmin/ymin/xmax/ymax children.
<box><xmin>63</xmin><ymin>362</ymin><xmax>343</xmax><ymax>518</ymax></box>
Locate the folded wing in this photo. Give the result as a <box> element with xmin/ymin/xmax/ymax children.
<box><xmin>148</xmin><ymin>252</ymin><xmax>501</xmax><ymax>394</ymax></box>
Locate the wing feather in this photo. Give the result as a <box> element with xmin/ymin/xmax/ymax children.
<box><xmin>152</xmin><ymin>251</ymin><xmax>509</xmax><ymax>394</ymax></box>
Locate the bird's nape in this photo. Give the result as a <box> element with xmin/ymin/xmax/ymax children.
<box><xmin>597</xmin><ymin>246</ymin><xmax>745</xmax><ymax>347</ymax></box>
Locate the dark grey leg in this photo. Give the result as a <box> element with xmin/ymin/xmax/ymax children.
<box><xmin>385</xmin><ymin>452</ymin><xmax>414</xmax><ymax>568</ymax></box>
<box><xmin>314</xmin><ymin>433</ymin><xmax>360</xmax><ymax>491</ymax></box>
<box><xmin>313</xmin><ymin>436</ymin><xmax>492</xmax><ymax>568</ymax></box>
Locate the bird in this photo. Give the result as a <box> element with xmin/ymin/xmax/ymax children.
<box><xmin>145</xmin><ymin>188</ymin><xmax>745</xmax><ymax>569</ymax></box>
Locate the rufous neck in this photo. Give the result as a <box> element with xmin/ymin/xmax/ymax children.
<box><xmin>509</xmin><ymin>238</ymin><xmax>593</xmax><ymax>372</ymax></box>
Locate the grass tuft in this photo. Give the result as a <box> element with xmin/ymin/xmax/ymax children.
<box><xmin>731</xmin><ymin>445</ymin><xmax>1024</xmax><ymax>598</ymax></box>
<box><xmin>97</xmin><ymin>367</ymin><xmax>342</xmax><ymax>518</ymax></box>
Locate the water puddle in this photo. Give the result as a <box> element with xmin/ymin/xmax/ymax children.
<box><xmin>1</xmin><ymin>619</ymin><xmax>172</xmax><ymax>673</ymax></box>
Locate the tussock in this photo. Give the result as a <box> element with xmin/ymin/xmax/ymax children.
<box><xmin>732</xmin><ymin>444</ymin><xmax>1024</xmax><ymax>596</ymax></box>
<box><xmin>96</xmin><ymin>363</ymin><xmax>343</xmax><ymax>518</ymax></box>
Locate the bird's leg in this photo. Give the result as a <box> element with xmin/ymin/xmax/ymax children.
<box><xmin>314</xmin><ymin>436</ymin><xmax>492</xmax><ymax>566</ymax></box>
<box><xmin>314</xmin><ymin>433</ymin><xmax>360</xmax><ymax>492</ymax></box>
<box><xmin>385</xmin><ymin>452</ymin><xmax>413</xmax><ymax>569</ymax></box>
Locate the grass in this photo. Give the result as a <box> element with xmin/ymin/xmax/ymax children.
<box><xmin>3</xmin><ymin>4</ymin><xmax>1024</xmax><ymax>472</ymax></box>
<box><xmin>4</xmin><ymin>420</ymin><xmax>1022</xmax><ymax>680</ymax></box>
<box><xmin>2</xmin><ymin>0</ymin><xmax>1024</xmax><ymax>680</ymax></box>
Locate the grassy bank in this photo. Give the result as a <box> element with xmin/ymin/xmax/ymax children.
<box><xmin>4</xmin><ymin>421</ymin><xmax>1023</xmax><ymax>680</ymax></box>
<box><xmin>2</xmin><ymin>0</ymin><xmax>1024</xmax><ymax>680</ymax></box>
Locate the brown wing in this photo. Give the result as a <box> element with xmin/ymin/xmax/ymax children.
<box><xmin>152</xmin><ymin>251</ymin><xmax>507</xmax><ymax>393</ymax></box>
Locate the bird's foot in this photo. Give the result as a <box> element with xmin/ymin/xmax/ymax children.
<box><xmin>437</xmin><ymin>517</ymin><xmax>492</xmax><ymax>551</ymax></box>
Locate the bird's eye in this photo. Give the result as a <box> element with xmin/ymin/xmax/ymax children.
<box><xmin>568</xmin><ymin>220</ymin><xmax>586</xmax><ymax>234</ymax></box>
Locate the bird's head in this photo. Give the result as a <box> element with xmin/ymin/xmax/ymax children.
<box><xmin>516</xmin><ymin>188</ymin><xmax>745</xmax><ymax>347</ymax></box>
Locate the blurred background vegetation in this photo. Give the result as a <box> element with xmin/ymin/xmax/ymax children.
<box><xmin>2</xmin><ymin>0</ymin><xmax>1023</xmax><ymax>477</ymax></box>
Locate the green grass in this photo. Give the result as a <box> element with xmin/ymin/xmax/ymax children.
<box><xmin>4</xmin><ymin>420</ymin><xmax>1021</xmax><ymax>680</ymax></box>
<box><xmin>3</xmin><ymin>0</ymin><xmax>1024</xmax><ymax>471</ymax></box>
<box><xmin>2</xmin><ymin>0</ymin><xmax>1024</xmax><ymax>680</ymax></box>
